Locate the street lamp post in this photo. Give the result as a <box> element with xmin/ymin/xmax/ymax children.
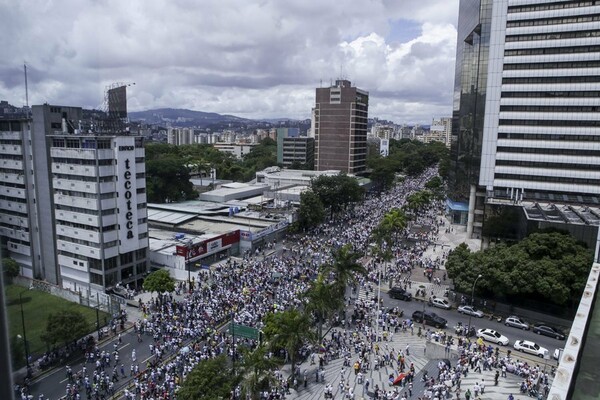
<box><xmin>19</xmin><ymin>287</ymin><xmax>32</xmax><ymax>374</ymax></box>
<box><xmin>467</xmin><ymin>274</ymin><xmax>483</xmax><ymax>334</ymax></box>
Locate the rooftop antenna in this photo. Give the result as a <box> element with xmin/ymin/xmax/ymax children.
<box><xmin>24</xmin><ymin>62</ymin><xmax>29</xmax><ymax>110</ymax></box>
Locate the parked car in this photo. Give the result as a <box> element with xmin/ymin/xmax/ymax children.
<box><xmin>533</xmin><ymin>324</ymin><xmax>566</xmax><ymax>340</ymax></box>
<box><xmin>514</xmin><ymin>340</ymin><xmax>548</xmax><ymax>358</ymax></box>
<box><xmin>457</xmin><ymin>305</ymin><xmax>484</xmax><ymax>318</ymax></box>
<box><xmin>476</xmin><ymin>328</ymin><xmax>510</xmax><ymax>345</ymax></box>
<box><xmin>504</xmin><ymin>316</ymin><xmax>529</xmax><ymax>330</ymax></box>
<box><xmin>411</xmin><ymin>310</ymin><xmax>448</xmax><ymax>329</ymax></box>
<box><xmin>553</xmin><ymin>348</ymin><xmax>563</xmax><ymax>361</ymax></box>
<box><xmin>428</xmin><ymin>297</ymin><xmax>451</xmax><ymax>310</ymax></box>
<box><xmin>388</xmin><ymin>287</ymin><xmax>412</xmax><ymax>301</ymax></box>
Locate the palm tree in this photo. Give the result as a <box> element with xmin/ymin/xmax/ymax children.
<box><xmin>378</xmin><ymin>208</ymin><xmax>407</xmax><ymax>245</ymax></box>
<box><xmin>404</xmin><ymin>190</ymin><xmax>432</xmax><ymax>215</ymax></box>
<box><xmin>304</xmin><ymin>273</ymin><xmax>345</xmax><ymax>340</ymax></box>
<box><xmin>325</xmin><ymin>244</ymin><xmax>367</xmax><ymax>296</ymax></box>
<box><xmin>262</xmin><ymin>309</ymin><xmax>315</xmax><ymax>378</ymax></box>
<box><xmin>240</xmin><ymin>345</ymin><xmax>281</xmax><ymax>400</ymax></box>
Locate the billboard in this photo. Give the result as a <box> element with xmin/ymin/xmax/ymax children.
<box><xmin>114</xmin><ymin>137</ymin><xmax>139</xmax><ymax>252</ymax></box>
<box><xmin>108</xmin><ymin>85</ymin><xmax>127</xmax><ymax>119</ymax></box>
<box><xmin>380</xmin><ymin>139</ymin><xmax>389</xmax><ymax>157</ymax></box>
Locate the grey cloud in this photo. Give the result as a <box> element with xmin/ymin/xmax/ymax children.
<box><xmin>0</xmin><ymin>0</ymin><xmax>458</xmax><ymax>124</ymax></box>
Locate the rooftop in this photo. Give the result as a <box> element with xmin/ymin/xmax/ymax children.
<box><xmin>522</xmin><ymin>202</ymin><xmax>600</xmax><ymax>226</ymax></box>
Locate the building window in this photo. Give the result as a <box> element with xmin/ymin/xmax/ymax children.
<box><xmin>90</xmin><ymin>272</ymin><xmax>103</xmax><ymax>285</ymax></box>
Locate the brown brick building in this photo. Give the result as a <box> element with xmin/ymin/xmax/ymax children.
<box><xmin>313</xmin><ymin>80</ymin><xmax>368</xmax><ymax>174</ymax></box>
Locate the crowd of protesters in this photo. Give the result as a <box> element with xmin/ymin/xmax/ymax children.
<box><xmin>27</xmin><ymin>167</ymin><xmax>514</xmax><ymax>400</ymax></box>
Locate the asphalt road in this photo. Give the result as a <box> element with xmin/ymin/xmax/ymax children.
<box><xmin>381</xmin><ymin>294</ymin><xmax>564</xmax><ymax>365</ymax></box>
<box><xmin>28</xmin><ymin>327</ymin><xmax>158</xmax><ymax>400</ymax></box>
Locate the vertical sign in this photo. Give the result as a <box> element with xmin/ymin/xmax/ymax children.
<box><xmin>115</xmin><ymin>137</ymin><xmax>139</xmax><ymax>252</ymax></box>
<box><xmin>380</xmin><ymin>139</ymin><xmax>389</xmax><ymax>157</ymax></box>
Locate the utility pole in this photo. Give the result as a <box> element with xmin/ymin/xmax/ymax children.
<box><xmin>19</xmin><ymin>288</ymin><xmax>32</xmax><ymax>375</ymax></box>
<box><xmin>96</xmin><ymin>292</ymin><xmax>101</xmax><ymax>339</ymax></box>
<box><xmin>231</xmin><ymin>313</ymin><xmax>235</xmax><ymax>373</ymax></box>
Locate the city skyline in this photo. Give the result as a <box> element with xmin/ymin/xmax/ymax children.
<box><xmin>0</xmin><ymin>0</ymin><xmax>458</xmax><ymax>124</ymax></box>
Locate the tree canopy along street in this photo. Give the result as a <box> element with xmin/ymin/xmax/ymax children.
<box><xmin>368</xmin><ymin>139</ymin><xmax>450</xmax><ymax>191</ymax></box>
<box><xmin>145</xmin><ymin>138</ymin><xmax>277</xmax><ymax>203</ymax></box>
<box><xmin>446</xmin><ymin>230</ymin><xmax>594</xmax><ymax>308</ymax></box>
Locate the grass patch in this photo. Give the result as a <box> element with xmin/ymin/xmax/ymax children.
<box><xmin>5</xmin><ymin>284</ymin><xmax>109</xmax><ymax>365</ymax></box>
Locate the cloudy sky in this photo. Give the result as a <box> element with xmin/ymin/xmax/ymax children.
<box><xmin>0</xmin><ymin>0</ymin><xmax>459</xmax><ymax>124</ymax></box>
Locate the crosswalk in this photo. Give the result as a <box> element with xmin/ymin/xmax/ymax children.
<box><xmin>289</xmin><ymin>330</ymin><xmax>431</xmax><ymax>400</ymax></box>
<box><xmin>285</xmin><ymin>330</ymin><xmax>553</xmax><ymax>400</ymax></box>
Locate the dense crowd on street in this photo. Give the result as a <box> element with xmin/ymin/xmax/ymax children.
<box><xmin>26</xmin><ymin>167</ymin><xmax>541</xmax><ymax>400</ymax></box>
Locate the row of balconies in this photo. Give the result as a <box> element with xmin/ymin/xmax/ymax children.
<box><xmin>0</xmin><ymin>131</ymin><xmax>22</xmax><ymax>140</ymax></box>
<box><xmin>1</xmin><ymin>172</ymin><xmax>25</xmax><ymax>185</ymax></box>
<box><xmin>0</xmin><ymin>144</ymin><xmax>22</xmax><ymax>156</ymax></box>
<box><xmin>0</xmin><ymin>212</ymin><xmax>28</xmax><ymax>229</ymax></box>
<box><xmin>0</xmin><ymin>184</ymin><xmax>27</xmax><ymax>199</ymax></box>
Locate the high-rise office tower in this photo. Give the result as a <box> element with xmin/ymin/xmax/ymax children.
<box><xmin>0</xmin><ymin>104</ymin><xmax>149</xmax><ymax>295</ymax></box>
<box><xmin>313</xmin><ymin>80</ymin><xmax>368</xmax><ymax>173</ymax></box>
<box><xmin>451</xmin><ymin>0</ymin><xmax>600</xmax><ymax>238</ymax></box>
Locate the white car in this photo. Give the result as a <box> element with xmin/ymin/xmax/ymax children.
<box><xmin>505</xmin><ymin>316</ymin><xmax>530</xmax><ymax>330</ymax></box>
<box><xmin>429</xmin><ymin>297</ymin><xmax>452</xmax><ymax>310</ymax></box>
<box><xmin>553</xmin><ymin>348</ymin><xmax>563</xmax><ymax>361</ymax></box>
<box><xmin>457</xmin><ymin>305</ymin><xmax>484</xmax><ymax>318</ymax></box>
<box><xmin>514</xmin><ymin>340</ymin><xmax>548</xmax><ymax>358</ymax></box>
<box><xmin>476</xmin><ymin>328</ymin><xmax>510</xmax><ymax>345</ymax></box>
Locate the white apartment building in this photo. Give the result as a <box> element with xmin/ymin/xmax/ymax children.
<box><xmin>50</xmin><ymin>133</ymin><xmax>149</xmax><ymax>295</ymax></box>
<box><xmin>430</xmin><ymin>117</ymin><xmax>452</xmax><ymax>148</ymax></box>
<box><xmin>0</xmin><ymin>105</ymin><xmax>149</xmax><ymax>295</ymax></box>
<box><xmin>167</xmin><ymin>127</ymin><xmax>194</xmax><ymax>145</ymax></box>
<box><xmin>0</xmin><ymin>118</ymin><xmax>45</xmax><ymax>280</ymax></box>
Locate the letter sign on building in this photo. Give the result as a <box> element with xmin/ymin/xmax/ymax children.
<box><xmin>115</xmin><ymin>137</ymin><xmax>139</xmax><ymax>252</ymax></box>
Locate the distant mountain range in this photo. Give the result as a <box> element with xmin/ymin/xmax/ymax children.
<box><xmin>128</xmin><ymin>108</ymin><xmax>297</xmax><ymax>129</ymax></box>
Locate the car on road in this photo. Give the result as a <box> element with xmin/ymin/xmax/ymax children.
<box><xmin>457</xmin><ymin>305</ymin><xmax>484</xmax><ymax>318</ymax></box>
<box><xmin>504</xmin><ymin>316</ymin><xmax>529</xmax><ymax>330</ymax></box>
<box><xmin>412</xmin><ymin>310</ymin><xmax>448</xmax><ymax>329</ymax></box>
<box><xmin>553</xmin><ymin>348</ymin><xmax>563</xmax><ymax>361</ymax></box>
<box><xmin>476</xmin><ymin>328</ymin><xmax>510</xmax><ymax>345</ymax></box>
<box><xmin>513</xmin><ymin>340</ymin><xmax>548</xmax><ymax>358</ymax></box>
<box><xmin>533</xmin><ymin>324</ymin><xmax>566</xmax><ymax>340</ymax></box>
<box><xmin>388</xmin><ymin>287</ymin><xmax>412</xmax><ymax>301</ymax></box>
<box><xmin>429</xmin><ymin>297</ymin><xmax>451</xmax><ymax>310</ymax></box>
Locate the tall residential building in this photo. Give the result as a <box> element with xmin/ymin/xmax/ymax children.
<box><xmin>0</xmin><ymin>104</ymin><xmax>149</xmax><ymax>295</ymax></box>
<box><xmin>276</xmin><ymin>127</ymin><xmax>300</xmax><ymax>163</ymax></box>
<box><xmin>430</xmin><ymin>117</ymin><xmax>452</xmax><ymax>148</ymax></box>
<box><xmin>452</xmin><ymin>0</ymin><xmax>600</xmax><ymax>238</ymax></box>
<box><xmin>280</xmin><ymin>137</ymin><xmax>315</xmax><ymax>168</ymax></box>
<box><xmin>167</xmin><ymin>127</ymin><xmax>194</xmax><ymax>145</ymax></box>
<box><xmin>313</xmin><ymin>80</ymin><xmax>368</xmax><ymax>173</ymax></box>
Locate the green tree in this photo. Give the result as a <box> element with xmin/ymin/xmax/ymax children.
<box><xmin>143</xmin><ymin>269</ymin><xmax>175</xmax><ymax>295</ymax></box>
<box><xmin>404</xmin><ymin>190</ymin><xmax>433</xmax><ymax>214</ymax></box>
<box><xmin>239</xmin><ymin>345</ymin><xmax>280</xmax><ymax>400</ymax></box>
<box><xmin>446</xmin><ymin>232</ymin><xmax>593</xmax><ymax>307</ymax></box>
<box><xmin>297</xmin><ymin>190</ymin><xmax>325</xmax><ymax>230</ymax></box>
<box><xmin>304</xmin><ymin>273</ymin><xmax>345</xmax><ymax>340</ymax></box>
<box><xmin>311</xmin><ymin>174</ymin><xmax>364</xmax><ymax>218</ymax></box>
<box><xmin>2</xmin><ymin>257</ymin><xmax>20</xmax><ymax>282</ymax></box>
<box><xmin>240</xmin><ymin>138</ymin><xmax>278</xmax><ymax>181</ymax></box>
<box><xmin>262</xmin><ymin>309</ymin><xmax>314</xmax><ymax>377</ymax></box>
<box><xmin>40</xmin><ymin>310</ymin><xmax>90</xmax><ymax>347</ymax></box>
<box><xmin>369</xmin><ymin>156</ymin><xmax>398</xmax><ymax>192</ymax></box>
<box><xmin>325</xmin><ymin>244</ymin><xmax>366</xmax><ymax>296</ymax></box>
<box><xmin>146</xmin><ymin>155</ymin><xmax>197</xmax><ymax>203</ymax></box>
<box><xmin>178</xmin><ymin>355</ymin><xmax>239</xmax><ymax>400</ymax></box>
